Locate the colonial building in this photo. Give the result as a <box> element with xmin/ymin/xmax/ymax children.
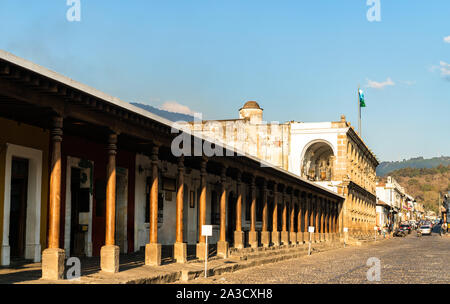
<box><xmin>376</xmin><ymin>176</ymin><xmax>415</xmax><ymax>229</ymax></box>
<box><xmin>186</xmin><ymin>101</ymin><xmax>379</xmax><ymax>238</ymax></box>
<box><xmin>0</xmin><ymin>50</ymin><xmax>344</xmax><ymax>280</ymax></box>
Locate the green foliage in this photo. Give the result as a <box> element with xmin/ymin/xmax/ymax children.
<box><xmin>377</xmin><ymin>156</ymin><xmax>450</xmax><ymax>176</ymax></box>
<box><xmin>388</xmin><ymin>164</ymin><xmax>450</xmax><ymax>214</ymax></box>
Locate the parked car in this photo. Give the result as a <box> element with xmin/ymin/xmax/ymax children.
<box><xmin>400</xmin><ymin>223</ymin><xmax>412</xmax><ymax>234</ymax></box>
<box><xmin>419</xmin><ymin>224</ymin><xmax>432</xmax><ymax>235</ymax></box>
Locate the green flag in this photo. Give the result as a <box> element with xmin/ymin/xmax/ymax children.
<box><xmin>358</xmin><ymin>89</ymin><xmax>366</xmax><ymax>107</ymax></box>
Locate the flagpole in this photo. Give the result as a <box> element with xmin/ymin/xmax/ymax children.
<box><xmin>358</xmin><ymin>85</ymin><xmax>361</xmax><ymax>137</ymax></box>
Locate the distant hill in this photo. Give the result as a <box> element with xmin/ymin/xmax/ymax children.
<box><xmin>387</xmin><ymin>165</ymin><xmax>450</xmax><ymax>213</ymax></box>
<box><xmin>377</xmin><ymin>156</ymin><xmax>450</xmax><ymax>176</ymax></box>
<box><xmin>131</xmin><ymin>102</ymin><xmax>195</xmax><ymax>122</ymax></box>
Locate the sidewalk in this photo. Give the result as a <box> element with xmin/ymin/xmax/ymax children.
<box><xmin>0</xmin><ymin>237</ymin><xmax>385</xmax><ymax>284</ymax></box>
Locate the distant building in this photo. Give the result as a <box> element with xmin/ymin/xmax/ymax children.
<box><xmin>376</xmin><ymin>176</ymin><xmax>416</xmax><ymax>228</ymax></box>
<box><xmin>186</xmin><ymin>101</ymin><xmax>379</xmax><ymax>237</ymax></box>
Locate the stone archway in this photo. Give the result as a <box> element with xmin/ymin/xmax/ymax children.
<box><xmin>301</xmin><ymin>141</ymin><xmax>335</xmax><ymax>181</ymax></box>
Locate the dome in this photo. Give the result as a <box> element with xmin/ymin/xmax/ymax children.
<box><xmin>240</xmin><ymin>101</ymin><xmax>261</xmax><ymax>110</ymax></box>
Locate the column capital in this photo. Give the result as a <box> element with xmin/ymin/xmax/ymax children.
<box><xmin>262</xmin><ymin>178</ymin><xmax>267</xmax><ymax>190</ymax></box>
<box><xmin>151</xmin><ymin>145</ymin><xmax>159</xmax><ymax>162</ymax></box>
<box><xmin>51</xmin><ymin>115</ymin><xmax>63</xmax><ymax>142</ymax></box>
<box><xmin>250</xmin><ymin>174</ymin><xmax>256</xmax><ymax>188</ymax></box>
<box><xmin>107</xmin><ymin>133</ymin><xmax>118</xmax><ymax>155</ymax></box>
<box><xmin>200</xmin><ymin>157</ymin><xmax>207</xmax><ymax>175</ymax></box>
<box><xmin>236</xmin><ymin>169</ymin><xmax>242</xmax><ymax>184</ymax></box>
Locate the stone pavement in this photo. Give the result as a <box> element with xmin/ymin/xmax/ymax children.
<box><xmin>184</xmin><ymin>233</ymin><xmax>450</xmax><ymax>284</ymax></box>
<box><xmin>0</xmin><ymin>238</ymin><xmax>361</xmax><ymax>284</ymax></box>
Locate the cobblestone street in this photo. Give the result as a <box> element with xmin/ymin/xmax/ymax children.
<box><xmin>187</xmin><ymin>233</ymin><xmax>450</xmax><ymax>284</ymax></box>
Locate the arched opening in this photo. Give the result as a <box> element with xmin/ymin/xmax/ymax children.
<box><xmin>301</xmin><ymin>141</ymin><xmax>334</xmax><ymax>181</ymax></box>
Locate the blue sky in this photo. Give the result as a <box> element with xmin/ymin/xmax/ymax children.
<box><xmin>0</xmin><ymin>1</ymin><xmax>449</xmax><ymax>162</ymax></box>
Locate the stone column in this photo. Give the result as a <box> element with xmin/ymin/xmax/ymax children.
<box><xmin>335</xmin><ymin>201</ymin><xmax>340</xmax><ymax>236</ymax></box>
<box><xmin>281</xmin><ymin>188</ymin><xmax>289</xmax><ymax>245</ymax></box>
<box><xmin>42</xmin><ymin>116</ymin><xmax>65</xmax><ymax>280</ymax></box>
<box><xmin>249</xmin><ymin>175</ymin><xmax>258</xmax><ymax>248</ymax></box>
<box><xmin>336</xmin><ymin>202</ymin><xmax>341</xmax><ymax>235</ymax></box>
<box><xmin>320</xmin><ymin>198</ymin><xmax>325</xmax><ymax>242</ymax></box>
<box><xmin>290</xmin><ymin>192</ymin><xmax>297</xmax><ymax>244</ymax></box>
<box><xmin>174</xmin><ymin>156</ymin><xmax>187</xmax><ymax>263</ymax></box>
<box><xmin>234</xmin><ymin>170</ymin><xmax>244</xmax><ymax>249</ymax></box>
<box><xmin>100</xmin><ymin>133</ymin><xmax>120</xmax><ymax>273</ymax></box>
<box><xmin>315</xmin><ymin>196</ymin><xmax>320</xmax><ymax>242</ymax></box>
<box><xmin>297</xmin><ymin>193</ymin><xmax>303</xmax><ymax>244</ymax></box>
<box><xmin>325</xmin><ymin>201</ymin><xmax>330</xmax><ymax>241</ymax></box>
<box><xmin>309</xmin><ymin>194</ymin><xmax>315</xmax><ymax>242</ymax></box>
<box><xmin>323</xmin><ymin>200</ymin><xmax>328</xmax><ymax>241</ymax></box>
<box><xmin>217</xmin><ymin>165</ymin><xmax>229</xmax><ymax>258</ymax></box>
<box><xmin>146</xmin><ymin>145</ymin><xmax>161</xmax><ymax>266</ymax></box>
<box><xmin>303</xmin><ymin>194</ymin><xmax>310</xmax><ymax>243</ymax></box>
<box><xmin>261</xmin><ymin>180</ymin><xmax>270</xmax><ymax>247</ymax></box>
<box><xmin>196</xmin><ymin>157</ymin><xmax>208</xmax><ymax>260</ymax></box>
<box><xmin>328</xmin><ymin>201</ymin><xmax>333</xmax><ymax>241</ymax></box>
<box><xmin>271</xmin><ymin>186</ymin><xmax>281</xmax><ymax>246</ymax></box>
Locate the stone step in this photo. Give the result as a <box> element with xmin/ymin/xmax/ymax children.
<box><xmin>178</xmin><ymin>240</ymin><xmax>345</xmax><ymax>282</ymax></box>
<box><xmin>233</xmin><ymin>241</ymin><xmax>339</xmax><ymax>261</ymax></box>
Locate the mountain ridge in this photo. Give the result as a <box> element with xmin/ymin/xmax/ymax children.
<box><xmin>377</xmin><ymin>156</ymin><xmax>450</xmax><ymax>176</ymax></box>
<box><xmin>131</xmin><ymin>102</ymin><xmax>195</xmax><ymax>122</ymax></box>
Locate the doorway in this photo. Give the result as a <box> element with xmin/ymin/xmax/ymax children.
<box><xmin>9</xmin><ymin>158</ymin><xmax>29</xmax><ymax>261</ymax></box>
<box><xmin>64</xmin><ymin>157</ymin><xmax>94</xmax><ymax>257</ymax></box>
<box><xmin>69</xmin><ymin>167</ymin><xmax>90</xmax><ymax>257</ymax></box>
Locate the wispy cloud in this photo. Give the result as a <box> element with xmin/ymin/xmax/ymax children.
<box><xmin>365</xmin><ymin>77</ymin><xmax>395</xmax><ymax>89</ymax></box>
<box><xmin>160</xmin><ymin>101</ymin><xmax>199</xmax><ymax>117</ymax></box>
<box><xmin>439</xmin><ymin>61</ymin><xmax>450</xmax><ymax>80</ymax></box>
<box><xmin>444</xmin><ymin>36</ymin><xmax>450</xmax><ymax>43</ymax></box>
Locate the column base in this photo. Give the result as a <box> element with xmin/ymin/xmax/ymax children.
<box><xmin>261</xmin><ymin>231</ymin><xmax>270</xmax><ymax>247</ymax></box>
<box><xmin>314</xmin><ymin>232</ymin><xmax>320</xmax><ymax>243</ymax></box>
<box><xmin>271</xmin><ymin>231</ymin><xmax>281</xmax><ymax>246</ymax></box>
<box><xmin>145</xmin><ymin>243</ymin><xmax>161</xmax><ymax>266</ymax></box>
<box><xmin>1</xmin><ymin>245</ymin><xmax>10</xmax><ymax>266</ymax></box>
<box><xmin>217</xmin><ymin>241</ymin><xmax>229</xmax><ymax>259</ymax></box>
<box><xmin>281</xmin><ymin>231</ymin><xmax>289</xmax><ymax>245</ymax></box>
<box><xmin>234</xmin><ymin>231</ymin><xmax>245</xmax><ymax>249</ymax></box>
<box><xmin>196</xmin><ymin>242</ymin><xmax>208</xmax><ymax>261</ymax></box>
<box><xmin>290</xmin><ymin>232</ymin><xmax>298</xmax><ymax>244</ymax></box>
<box><xmin>249</xmin><ymin>231</ymin><xmax>258</xmax><ymax>248</ymax></box>
<box><xmin>297</xmin><ymin>232</ymin><xmax>305</xmax><ymax>244</ymax></box>
<box><xmin>41</xmin><ymin>248</ymin><xmax>65</xmax><ymax>280</ymax></box>
<box><xmin>321</xmin><ymin>233</ymin><xmax>325</xmax><ymax>242</ymax></box>
<box><xmin>101</xmin><ymin>245</ymin><xmax>120</xmax><ymax>273</ymax></box>
<box><xmin>174</xmin><ymin>242</ymin><xmax>187</xmax><ymax>263</ymax></box>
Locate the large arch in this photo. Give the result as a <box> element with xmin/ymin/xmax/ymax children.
<box><xmin>300</xmin><ymin>140</ymin><xmax>335</xmax><ymax>181</ymax></box>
